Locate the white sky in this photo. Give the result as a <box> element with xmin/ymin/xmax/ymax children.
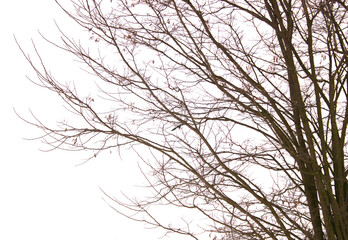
<box><xmin>0</xmin><ymin>1</ymin><xmax>169</xmax><ymax>239</ymax></box>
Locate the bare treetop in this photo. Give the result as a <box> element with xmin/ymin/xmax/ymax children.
<box><xmin>20</xmin><ymin>0</ymin><xmax>348</xmax><ymax>239</ymax></box>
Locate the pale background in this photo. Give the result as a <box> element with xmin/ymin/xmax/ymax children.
<box><xmin>0</xmin><ymin>1</ymin><xmax>166</xmax><ymax>239</ymax></box>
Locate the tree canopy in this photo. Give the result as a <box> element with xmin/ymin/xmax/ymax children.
<box><xmin>21</xmin><ymin>0</ymin><xmax>348</xmax><ymax>239</ymax></box>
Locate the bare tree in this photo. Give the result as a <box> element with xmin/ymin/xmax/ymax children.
<box><xmin>19</xmin><ymin>0</ymin><xmax>348</xmax><ymax>239</ymax></box>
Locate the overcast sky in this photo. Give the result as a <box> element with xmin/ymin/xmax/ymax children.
<box><xmin>0</xmin><ymin>1</ymin><xmax>169</xmax><ymax>239</ymax></box>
